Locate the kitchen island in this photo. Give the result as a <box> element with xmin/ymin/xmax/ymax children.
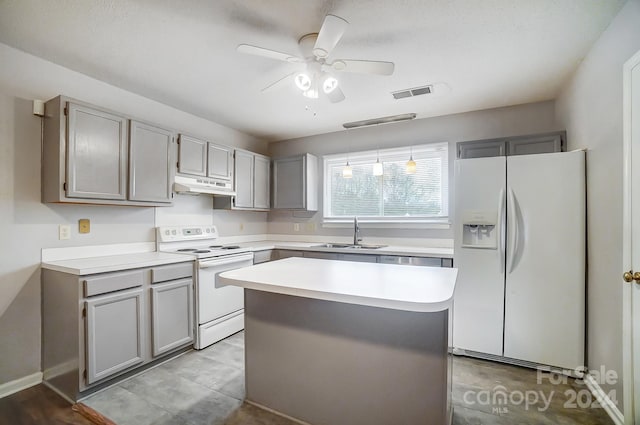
<box><xmin>218</xmin><ymin>257</ymin><xmax>458</xmax><ymax>425</ymax></box>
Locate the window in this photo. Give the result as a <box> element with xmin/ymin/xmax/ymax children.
<box><xmin>323</xmin><ymin>143</ymin><xmax>449</xmax><ymax>224</ymax></box>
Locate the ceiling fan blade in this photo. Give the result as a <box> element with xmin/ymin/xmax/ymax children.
<box><xmin>331</xmin><ymin>59</ymin><xmax>395</xmax><ymax>76</ymax></box>
<box><xmin>261</xmin><ymin>72</ymin><xmax>296</xmax><ymax>92</ymax></box>
<box><xmin>237</xmin><ymin>44</ymin><xmax>303</xmax><ymax>63</ymax></box>
<box><xmin>326</xmin><ymin>85</ymin><xmax>346</xmax><ymax>103</ymax></box>
<box><xmin>313</xmin><ymin>14</ymin><xmax>349</xmax><ymax>58</ymax></box>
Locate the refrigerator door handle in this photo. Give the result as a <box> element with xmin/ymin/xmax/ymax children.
<box><xmin>497</xmin><ymin>188</ymin><xmax>506</xmax><ymax>273</ymax></box>
<box><xmin>507</xmin><ymin>187</ymin><xmax>519</xmax><ymax>273</ymax></box>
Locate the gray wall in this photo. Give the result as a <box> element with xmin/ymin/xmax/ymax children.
<box><xmin>0</xmin><ymin>43</ymin><xmax>268</xmax><ymax>385</ymax></box>
<box><xmin>555</xmin><ymin>0</ymin><xmax>640</xmax><ymax>414</ymax></box>
<box><xmin>267</xmin><ymin>101</ymin><xmax>560</xmax><ymax>241</ymax></box>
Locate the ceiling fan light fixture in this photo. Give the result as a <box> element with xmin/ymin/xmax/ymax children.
<box><xmin>294</xmin><ymin>73</ymin><xmax>312</xmax><ymax>91</ymax></box>
<box><xmin>322</xmin><ymin>76</ymin><xmax>338</xmax><ymax>94</ymax></box>
<box><xmin>303</xmin><ymin>89</ymin><xmax>319</xmax><ymax>99</ymax></box>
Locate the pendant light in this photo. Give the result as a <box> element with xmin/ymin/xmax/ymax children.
<box><xmin>373</xmin><ymin>150</ymin><xmax>384</xmax><ymax>176</ymax></box>
<box><xmin>406</xmin><ymin>146</ymin><xmax>417</xmax><ymax>174</ymax></box>
<box><xmin>343</xmin><ymin>150</ymin><xmax>352</xmax><ymax>178</ymax></box>
<box><xmin>342</xmin><ymin>161</ymin><xmax>353</xmax><ymax>178</ymax></box>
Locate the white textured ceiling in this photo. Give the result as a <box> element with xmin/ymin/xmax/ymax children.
<box><xmin>0</xmin><ymin>0</ymin><xmax>625</xmax><ymax>141</ymax></box>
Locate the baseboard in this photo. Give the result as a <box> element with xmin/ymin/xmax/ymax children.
<box><xmin>583</xmin><ymin>373</ymin><xmax>624</xmax><ymax>425</ymax></box>
<box><xmin>0</xmin><ymin>372</ymin><xmax>43</xmax><ymax>398</ymax></box>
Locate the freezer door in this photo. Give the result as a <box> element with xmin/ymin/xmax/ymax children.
<box><xmin>503</xmin><ymin>151</ymin><xmax>585</xmax><ymax>369</ymax></box>
<box><xmin>453</xmin><ymin>156</ymin><xmax>506</xmax><ymax>355</ymax></box>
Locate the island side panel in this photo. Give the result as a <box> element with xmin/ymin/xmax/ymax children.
<box><xmin>244</xmin><ymin>289</ymin><xmax>450</xmax><ymax>425</ymax></box>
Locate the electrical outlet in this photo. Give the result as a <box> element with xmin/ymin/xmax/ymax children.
<box><xmin>293</xmin><ymin>223</ymin><xmax>300</xmax><ymax>232</ymax></box>
<box><xmin>306</xmin><ymin>222</ymin><xmax>316</xmax><ymax>232</ymax></box>
<box><xmin>239</xmin><ymin>223</ymin><xmax>244</xmax><ymax>232</ymax></box>
<box><xmin>59</xmin><ymin>224</ymin><xmax>71</xmax><ymax>240</ymax></box>
<box><xmin>78</xmin><ymin>218</ymin><xmax>90</xmax><ymax>234</ymax></box>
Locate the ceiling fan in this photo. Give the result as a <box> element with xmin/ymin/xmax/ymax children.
<box><xmin>237</xmin><ymin>14</ymin><xmax>395</xmax><ymax>103</ymax></box>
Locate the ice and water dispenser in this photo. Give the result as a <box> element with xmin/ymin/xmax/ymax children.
<box><xmin>461</xmin><ymin>211</ymin><xmax>498</xmax><ymax>249</ymax></box>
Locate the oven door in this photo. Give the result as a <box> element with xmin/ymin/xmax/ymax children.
<box><xmin>197</xmin><ymin>252</ymin><xmax>254</xmax><ymax>324</ymax></box>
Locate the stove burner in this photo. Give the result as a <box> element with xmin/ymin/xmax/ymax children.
<box><xmin>194</xmin><ymin>250</ymin><xmax>211</xmax><ymax>253</ymax></box>
<box><xmin>177</xmin><ymin>248</ymin><xmax>197</xmax><ymax>252</ymax></box>
<box><xmin>209</xmin><ymin>245</ymin><xmax>223</xmax><ymax>248</ymax></box>
<box><xmin>222</xmin><ymin>246</ymin><xmax>240</xmax><ymax>250</ymax></box>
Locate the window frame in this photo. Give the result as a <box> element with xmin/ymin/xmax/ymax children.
<box><xmin>322</xmin><ymin>143</ymin><xmax>450</xmax><ymax>227</ymax></box>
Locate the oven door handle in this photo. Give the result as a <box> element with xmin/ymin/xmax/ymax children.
<box><xmin>198</xmin><ymin>255</ymin><xmax>253</xmax><ymax>269</ymax></box>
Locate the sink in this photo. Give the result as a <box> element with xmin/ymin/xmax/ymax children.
<box><xmin>313</xmin><ymin>243</ymin><xmax>387</xmax><ymax>249</ymax></box>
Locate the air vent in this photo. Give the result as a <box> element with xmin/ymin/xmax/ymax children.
<box><xmin>392</xmin><ymin>85</ymin><xmax>433</xmax><ymax>100</ymax></box>
<box><xmin>343</xmin><ymin>113</ymin><xmax>417</xmax><ymax>129</ymax></box>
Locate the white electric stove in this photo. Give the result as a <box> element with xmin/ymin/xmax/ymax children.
<box><xmin>157</xmin><ymin>225</ymin><xmax>254</xmax><ymax>349</ymax></box>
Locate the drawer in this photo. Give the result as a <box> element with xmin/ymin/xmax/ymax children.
<box><xmin>151</xmin><ymin>262</ymin><xmax>193</xmax><ymax>283</ymax></box>
<box><xmin>253</xmin><ymin>250</ymin><xmax>275</xmax><ymax>264</ymax></box>
<box><xmin>378</xmin><ymin>255</ymin><xmax>442</xmax><ymax>267</ymax></box>
<box><xmin>83</xmin><ymin>270</ymin><xmax>145</xmax><ymax>297</ymax></box>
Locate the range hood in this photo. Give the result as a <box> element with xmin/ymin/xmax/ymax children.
<box><xmin>173</xmin><ymin>175</ymin><xmax>236</xmax><ymax>196</ymax></box>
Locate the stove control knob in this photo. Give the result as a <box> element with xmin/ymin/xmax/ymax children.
<box><xmin>164</xmin><ymin>230</ymin><xmax>170</xmax><ymax>236</ymax></box>
<box><xmin>171</xmin><ymin>230</ymin><xmax>177</xmax><ymax>235</ymax></box>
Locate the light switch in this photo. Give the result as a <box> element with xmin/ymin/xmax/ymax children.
<box><xmin>59</xmin><ymin>224</ymin><xmax>71</xmax><ymax>240</ymax></box>
<box><xmin>79</xmin><ymin>219</ymin><xmax>90</xmax><ymax>234</ymax></box>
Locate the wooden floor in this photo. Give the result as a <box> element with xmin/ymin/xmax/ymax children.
<box><xmin>0</xmin><ymin>385</ymin><xmax>95</xmax><ymax>425</ymax></box>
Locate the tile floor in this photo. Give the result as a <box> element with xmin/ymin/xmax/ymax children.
<box><xmin>83</xmin><ymin>332</ymin><xmax>614</xmax><ymax>425</ymax></box>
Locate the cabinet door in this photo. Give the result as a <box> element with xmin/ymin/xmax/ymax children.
<box><xmin>273</xmin><ymin>156</ymin><xmax>305</xmax><ymax>209</ymax></box>
<box><xmin>338</xmin><ymin>253</ymin><xmax>378</xmax><ymax>263</ymax></box>
<box><xmin>151</xmin><ymin>278</ymin><xmax>194</xmax><ymax>357</ymax></box>
<box><xmin>85</xmin><ymin>288</ymin><xmax>144</xmax><ymax>384</ymax></box>
<box><xmin>178</xmin><ymin>135</ymin><xmax>207</xmax><ymax>176</ymax></box>
<box><xmin>507</xmin><ymin>134</ymin><xmax>562</xmax><ymax>156</ymax></box>
<box><xmin>276</xmin><ymin>250</ymin><xmax>304</xmax><ymax>260</ymax></box>
<box><xmin>254</xmin><ymin>154</ymin><xmax>270</xmax><ymax>209</ymax></box>
<box><xmin>304</xmin><ymin>251</ymin><xmax>339</xmax><ymax>260</ymax></box>
<box><xmin>457</xmin><ymin>140</ymin><xmax>506</xmax><ymax>159</ymax></box>
<box><xmin>66</xmin><ymin>103</ymin><xmax>128</xmax><ymax>200</ymax></box>
<box><xmin>129</xmin><ymin>121</ymin><xmax>173</xmax><ymax>203</ymax></box>
<box><xmin>207</xmin><ymin>143</ymin><xmax>233</xmax><ymax>180</ymax></box>
<box><xmin>234</xmin><ymin>150</ymin><xmax>254</xmax><ymax>208</ymax></box>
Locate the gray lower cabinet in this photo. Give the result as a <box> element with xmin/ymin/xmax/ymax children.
<box><xmin>151</xmin><ymin>278</ymin><xmax>194</xmax><ymax>357</ymax></box>
<box><xmin>85</xmin><ymin>288</ymin><xmax>145</xmax><ymax>385</ymax></box>
<box><xmin>253</xmin><ymin>250</ymin><xmax>275</xmax><ymax>264</ymax></box>
<box><xmin>339</xmin><ymin>253</ymin><xmax>378</xmax><ymax>263</ymax></box>
<box><xmin>277</xmin><ymin>249</ymin><xmax>451</xmax><ymax>266</ymax></box>
<box><xmin>275</xmin><ymin>250</ymin><xmax>304</xmax><ymax>260</ymax></box>
<box><xmin>42</xmin><ymin>261</ymin><xmax>194</xmax><ymax>401</ymax></box>
<box><xmin>42</xmin><ymin>95</ymin><xmax>175</xmax><ymax>206</ymax></box>
<box><xmin>303</xmin><ymin>251</ymin><xmax>339</xmax><ymax>260</ymax></box>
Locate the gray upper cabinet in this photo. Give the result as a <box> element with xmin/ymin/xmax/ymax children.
<box><xmin>178</xmin><ymin>135</ymin><xmax>207</xmax><ymax>176</ymax></box>
<box><xmin>272</xmin><ymin>153</ymin><xmax>318</xmax><ymax>211</ymax></box>
<box><xmin>85</xmin><ymin>287</ymin><xmax>145</xmax><ymax>385</ymax></box>
<box><xmin>457</xmin><ymin>140</ymin><xmax>505</xmax><ymax>159</ymax></box>
<box><xmin>208</xmin><ymin>143</ymin><xmax>233</xmax><ymax>181</ymax></box>
<box><xmin>42</xmin><ymin>95</ymin><xmax>174</xmax><ymax>207</ymax></box>
<box><xmin>214</xmin><ymin>149</ymin><xmax>270</xmax><ymax>210</ymax></box>
<box><xmin>457</xmin><ymin>131</ymin><xmax>565</xmax><ymax>159</ymax></box>
<box><xmin>507</xmin><ymin>134</ymin><xmax>563</xmax><ymax>156</ymax></box>
<box><xmin>129</xmin><ymin>121</ymin><xmax>173</xmax><ymax>203</ymax></box>
<box><xmin>254</xmin><ymin>154</ymin><xmax>271</xmax><ymax>209</ymax></box>
<box><xmin>66</xmin><ymin>103</ymin><xmax>128</xmax><ymax>200</ymax></box>
<box><xmin>234</xmin><ymin>150</ymin><xmax>255</xmax><ymax>209</ymax></box>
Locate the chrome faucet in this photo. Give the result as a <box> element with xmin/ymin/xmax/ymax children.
<box><xmin>353</xmin><ymin>216</ymin><xmax>362</xmax><ymax>245</ymax></box>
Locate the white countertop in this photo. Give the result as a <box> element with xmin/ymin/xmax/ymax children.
<box><xmin>41</xmin><ymin>252</ymin><xmax>193</xmax><ymax>275</ymax></box>
<box><xmin>219</xmin><ymin>257</ymin><xmax>458</xmax><ymax>313</ymax></box>
<box><xmin>236</xmin><ymin>240</ymin><xmax>454</xmax><ymax>258</ymax></box>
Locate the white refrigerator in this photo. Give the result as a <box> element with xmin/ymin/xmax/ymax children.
<box><xmin>453</xmin><ymin>151</ymin><xmax>585</xmax><ymax>370</ymax></box>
